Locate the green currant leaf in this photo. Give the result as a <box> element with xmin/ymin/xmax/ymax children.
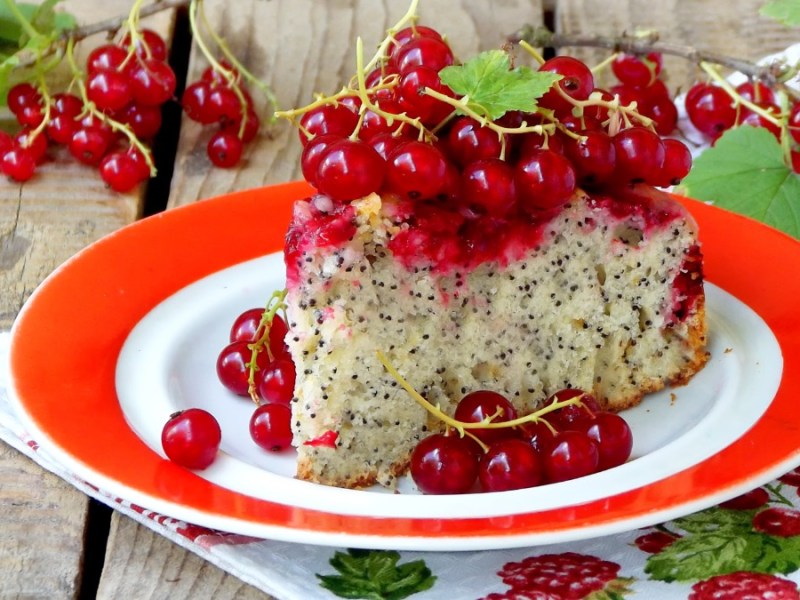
<box><xmin>671</xmin><ymin>507</ymin><xmax>755</xmax><ymax>535</ymax></box>
<box><xmin>318</xmin><ymin>549</ymin><xmax>436</xmax><ymax>600</ymax></box>
<box><xmin>645</xmin><ymin>531</ymin><xmax>760</xmax><ymax>582</ymax></box>
<box><xmin>438</xmin><ymin>49</ymin><xmax>561</xmax><ymax>120</ymax></box>
<box><xmin>760</xmin><ymin>0</ymin><xmax>800</xmax><ymax>26</ymax></box>
<box><xmin>680</xmin><ymin>126</ymin><xmax>800</xmax><ymax>239</ymax></box>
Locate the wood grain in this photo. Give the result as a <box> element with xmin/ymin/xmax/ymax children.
<box><xmin>0</xmin><ymin>2</ymin><xmax>172</xmax><ymax>599</ymax></box>
<box><xmin>167</xmin><ymin>0</ymin><xmax>545</xmax><ymax>207</ymax></box>
<box><xmin>0</xmin><ymin>443</ymin><xmax>88</xmax><ymax>598</ymax></box>
<box><xmin>97</xmin><ymin>513</ymin><xmax>269</xmax><ymax>599</ymax></box>
<box><xmin>554</xmin><ymin>0</ymin><xmax>800</xmax><ymax>92</ymax></box>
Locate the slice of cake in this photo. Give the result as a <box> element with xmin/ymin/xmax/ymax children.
<box><xmin>283</xmin><ymin>184</ymin><xmax>708</xmax><ymax>488</ymax></box>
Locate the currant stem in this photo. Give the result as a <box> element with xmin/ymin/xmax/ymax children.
<box><xmin>189</xmin><ymin>0</ymin><xmax>251</xmax><ymax>139</ymax></box>
<box><xmin>699</xmin><ymin>61</ymin><xmax>783</xmax><ymax>129</ymax></box>
<box><xmin>65</xmin><ymin>38</ymin><xmax>157</xmax><ymax>176</ymax></box>
<box><xmin>363</xmin><ymin>0</ymin><xmax>422</xmax><ymax>73</ymax></box>
<box><xmin>246</xmin><ymin>289</ymin><xmax>289</xmax><ymax>404</ymax></box>
<box><xmin>376</xmin><ymin>350</ymin><xmax>583</xmax><ymax>434</ymax></box>
<box><xmin>196</xmin><ymin>0</ymin><xmax>279</xmax><ymax>123</ymax></box>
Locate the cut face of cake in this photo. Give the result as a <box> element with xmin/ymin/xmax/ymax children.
<box><xmin>283</xmin><ymin>185</ymin><xmax>708</xmax><ymax>489</ymax></box>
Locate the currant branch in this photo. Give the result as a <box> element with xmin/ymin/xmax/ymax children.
<box><xmin>509</xmin><ymin>25</ymin><xmax>799</xmax><ymax>90</ymax></box>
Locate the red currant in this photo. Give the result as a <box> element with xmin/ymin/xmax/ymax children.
<box><xmin>1</xmin><ymin>146</ymin><xmax>36</xmax><ymax>182</ymax></box>
<box><xmin>460</xmin><ymin>158</ymin><xmax>518</xmax><ymax>217</ymax></box>
<box><xmin>182</xmin><ymin>81</ymin><xmax>216</xmax><ymax>124</ymax></box>
<box><xmin>100</xmin><ymin>150</ymin><xmax>148</xmax><ymax>192</ymax></box>
<box><xmin>542</xmin><ymin>430</ymin><xmax>600</xmax><ymax>483</ymax></box>
<box><xmin>207</xmin><ymin>131</ymin><xmax>244</xmax><ymax>168</ymax></box>
<box><xmin>543</xmin><ymin>388</ymin><xmax>600</xmax><ymax>431</ymax></box>
<box><xmin>299</xmin><ymin>104</ymin><xmax>358</xmax><ymax>145</ymax></box>
<box><xmin>385</xmin><ymin>141</ymin><xmax>447</xmax><ymax>200</ymax></box>
<box><xmin>579</xmin><ymin>412</ymin><xmax>633</xmax><ymax>470</ymax></box>
<box><xmin>388</xmin><ymin>25</ymin><xmax>444</xmax><ymax>60</ymax></box>
<box><xmin>392</xmin><ymin>37</ymin><xmax>454</xmax><ymax>74</ymax></box>
<box><xmin>87</xmin><ymin>70</ymin><xmax>133</xmax><ymax>111</ymax></box>
<box><xmin>685</xmin><ymin>82</ymin><xmax>736</xmax><ymax>138</ymax></box>
<box><xmin>515</xmin><ymin>149</ymin><xmax>577</xmax><ymax>211</ymax></box>
<box><xmin>87</xmin><ymin>44</ymin><xmax>129</xmax><ymax>73</ymax></box>
<box><xmin>315</xmin><ymin>139</ymin><xmax>386</xmax><ymax>202</ymax></box>
<box><xmin>7</xmin><ymin>83</ymin><xmax>41</xmax><ymax>115</ymax></box>
<box><xmin>216</xmin><ymin>340</ymin><xmax>270</xmax><ymax>396</ymax></box>
<box><xmin>479</xmin><ymin>438</ymin><xmax>543</xmax><ymax>492</ymax></box>
<box><xmin>161</xmin><ymin>408</ymin><xmax>221</xmax><ymax>470</ymax></box>
<box><xmin>613</xmin><ymin>126</ymin><xmax>665</xmax><ymax>184</ymax></box>
<box><xmin>256</xmin><ymin>358</ymin><xmax>296</xmax><ymax>405</ymax></box>
<box><xmin>611</xmin><ymin>52</ymin><xmax>662</xmax><ymax>88</ymax></box>
<box><xmin>454</xmin><ymin>390</ymin><xmax>518</xmax><ymax>444</ymax></box>
<box><xmin>250</xmin><ymin>403</ymin><xmax>293</xmax><ymax>451</ymax></box>
<box><xmin>446</xmin><ymin>117</ymin><xmax>504</xmax><ymax>167</ymax></box>
<box><xmin>121</xmin><ymin>29</ymin><xmax>168</xmax><ymax>61</ymax></box>
<box><xmin>410</xmin><ymin>433</ymin><xmax>479</xmax><ymax>494</ymax></box>
<box><xmin>69</xmin><ymin>126</ymin><xmax>113</xmax><ymax>165</ymax></box>
<box><xmin>538</xmin><ymin>56</ymin><xmax>594</xmax><ymax>114</ymax></box>
<box><xmin>131</xmin><ymin>59</ymin><xmax>177</xmax><ymax>106</ymax></box>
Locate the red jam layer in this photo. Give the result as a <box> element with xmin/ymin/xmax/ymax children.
<box><xmin>285</xmin><ymin>185</ymin><xmax>698</xmax><ymax>321</ymax></box>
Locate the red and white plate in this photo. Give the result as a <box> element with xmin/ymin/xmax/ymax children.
<box><xmin>8</xmin><ymin>181</ymin><xmax>800</xmax><ymax>551</ymax></box>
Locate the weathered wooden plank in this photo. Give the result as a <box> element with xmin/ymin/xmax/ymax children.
<box><xmin>167</xmin><ymin>0</ymin><xmax>546</xmax><ymax>207</ymax></box>
<box><xmin>553</xmin><ymin>0</ymin><xmax>799</xmax><ymax>92</ymax></box>
<box><xmin>0</xmin><ymin>2</ymin><xmax>173</xmax><ymax>598</ymax></box>
<box><xmin>97</xmin><ymin>513</ymin><xmax>269</xmax><ymax>600</ymax></box>
<box><xmin>0</xmin><ymin>443</ymin><xmax>88</xmax><ymax>598</ymax></box>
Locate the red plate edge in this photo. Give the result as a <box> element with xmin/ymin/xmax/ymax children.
<box><xmin>8</xmin><ymin>182</ymin><xmax>800</xmax><ymax>543</ymax></box>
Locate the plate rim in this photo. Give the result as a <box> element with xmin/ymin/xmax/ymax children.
<box><xmin>8</xmin><ymin>182</ymin><xmax>800</xmax><ymax>551</ymax></box>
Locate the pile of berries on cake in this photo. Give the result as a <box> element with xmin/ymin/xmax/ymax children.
<box><xmin>287</xmin><ymin>23</ymin><xmax>692</xmax><ymax>214</ymax></box>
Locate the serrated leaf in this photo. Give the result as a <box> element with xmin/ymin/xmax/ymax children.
<box><xmin>318</xmin><ymin>549</ymin><xmax>437</xmax><ymax>599</ymax></box>
<box><xmin>671</xmin><ymin>507</ymin><xmax>755</xmax><ymax>535</ymax></box>
<box><xmin>760</xmin><ymin>0</ymin><xmax>800</xmax><ymax>26</ymax></box>
<box><xmin>645</xmin><ymin>532</ymin><xmax>757</xmax><ymax>581</ymax></box>
<box><xmin>438</xmin><ymin>49</ymin><xmax>560</xmax><ymax>120</ymax></box>
<box><xmin>681</xmin><ymin>126</ymin><xmax>800</xmax><ymax>239</ymax></box>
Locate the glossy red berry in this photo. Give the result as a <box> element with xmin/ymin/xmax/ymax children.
<box><xmin>479</xmin><ymin>438</ymin><xmax>543</xmax><ymax>492</ymax></box>
<box><xmin>250</xmin><ymin>403</ymin><xmax>293</xmax><ymax>451</ymax></box>
<box><xmin>315</xmin><ymin>139</ymin><xmax>386</xmax><ymax>201</ymax></box>
<box><xmin>611</xmin><ymin>52</ymin><xmax>662</xmax><ymax>87</ymax></box>
<box><xmin>69</xmin><ymin>127</ymin><xmax>112</xmax><ymax>165</ymax></box>
<box><xmin>122</xmin><ymin>29</ymin><xmax>168</xmax><ymax>61</ymax></box>
<box><xmin>685</xmin><ymin>82</ymin><xmax>736</xmax><ymax>138</ymax></box>
<box><xmin>613</xmin><ymin>126</ymin><xmax>665</xmax><ymax>184</ymax></box>
<box><xmin>542</xmin><ymin>430</ymin><xmax>600</xmax><ymax>483</ymax></box>
<box><xmin>388</xmin><ymin>25</ymin><xmax>444</xmax><ymax>60</ymax></box>
<box><xmin>131</xmin><ymin>59</ymin><xmax>177</xmax><ymax>106</ymax></box>
<box><xmin>161</xmin><ymin>408</ymin><xmax>221</xmax><ymax>470</ymax></box>
<box><xmin>515</xmin><ymin>149</ymin><xmax>577</xmax><ymax>211</ymax></box>
<box><xmin>216</xmin><ymin>340</ymin><xmax>270</xmax><ymax>396</ymax></box>
<box><xmin>385</xmin><ymin>141</ymin><xmax>447</xmax><ymax>200</ymax></box>
<box><xmin>446</xmin><ymin>117</ymin><xmax>504</xmax><ymax>167</ymax></box>
<box><xmin>579</xmin><ymin>412</ymin><xmax>633</xmax><ymax>470</ymax></box>
<box><xmin>182</xmin><ymin>81</ymin><xmax>216</xmax><ymax>124</ymax></box>
<box><xmin>398</xmin><ymin>66</ymin><xmax>454</xmax><ymax>125</ymax></box>
<box><xmin>454</xmin><ymin>390</ymin><xmax>518</xmax><ymax>444</ymax></box>
<box><xmin>87</xmin><ymin>44</ymin><xmax>129</xmax><ymax>73</ymax></box>
<box><xmin>119</xmin><ymin>103</ymin><xmax>163</xmax><ymax>139</ymax></box>
<box><xmin>300</xmin><ymin>134</ymin><xmax>342</xmax><ymax>186</ymax></box>
<box><xmin>299</xmin><ymin>104</ymin><xmax>358</xmax><ymax>145</ymax></box>
<box><xmin>410</xmin><ymin>433</ymin><xmax>479</xmax><ymax>494</ymax></box>
<box><xmin>460</xmin><ymin>158</ymin><xmax>518</xmax><ymax>217</ymax></box>
<box><xmin>7</xmin><ymin>83</ymin><xmax>41</xmax><ymax>115</ymax></box>
<box><xmin>256</xmin><ymin>358</ymin><xmax>296</xmax><ymax>405</ymax></box>
<box><xmin>538</xmin><ymin>56</ymin><xmax>594</xmax><ymax>114</ymax></box>
<box><xmin>87</xmin><ymin>70</ymin><xmax>133</xmax><ymax>111</ymax></box>
<box><xmin>100</xmin><ymin>150</ymin><xmax>148</xmax><ymax>192</ymax></box>
<box><xmin>392</xmin><ymin>37</ymin><xmax>454</xmax><ymax>74</ymax></box>
<box><xmin>544</xmin><ymin>388</ymin><xmax>601</xmax><ymax>432</ymax></box>
<box><xmin>654</xmin><ymin>138</ymin><xmax>692</xmax><ymax>187</ymax></box>
<box><xmin>1</xmin><ymin>146</ymin><xmax>37</xmax><ymax>182</ymax></box>
<box><xmin>207</xmin><ymin>131</ymin><xmax>244</xmax><ymax>168</ymax></box>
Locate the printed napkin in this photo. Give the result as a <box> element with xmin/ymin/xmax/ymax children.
<box><xmin>3</xmin><ymin>331</ymin><xmax>800</xmax><ymax>599</ymax></box>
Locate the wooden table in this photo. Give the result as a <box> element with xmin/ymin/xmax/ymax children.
<box><xmin>1</xmin><ymin>1</ymin><xmax>795</xmax><ymax>597</ymax></box>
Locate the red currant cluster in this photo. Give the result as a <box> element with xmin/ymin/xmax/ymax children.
<box><xmin>217</xmin><ymin>306</ymin><xmax>296</xmax><ymax>452</ymax></box>
<box><xmin>2</xmin><ymin>29</ymin><xmax>173</xmax><ymax>189</ymax></box>
<box><xmin>181</xmin><ymin>62</ymin><xmax>260</xmax><ymax>168</ymax></box>
<box><xmin>685</xmin><ymin>79</ymin><xmax>800</xmax><ymax>171</ymax></box>
<box><xmin>410</xmin><ymin>388</ymin><xmax>633</xmax><ymax>494</ymax></box>
<box><xmin>289</xmin><ymin>24</ymin><xmax>692</xmax><ymax>221</ymax></box>
<box><xmin>160</xmin><ymin>304</ymin><xmax>297</xmax><ymax>471</ymax></box>
<box><xmin>609</xmin><ymin>52</ymin><xmax>678</xmax><ymax>136</ymax></box>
